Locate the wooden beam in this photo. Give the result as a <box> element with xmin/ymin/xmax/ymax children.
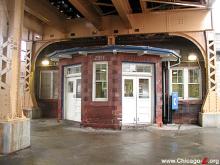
<box><xmin>24</xmin><ymin>12</ymin><xmax>44</xmax><ymax>35</ymax></box>
<box><xmin>25</xmin><ymin>0</ymin><xmax>67</xmax><ymax>33</ymax></box>
<box><xmin>69</xmin><ymin>0</ymin><xmax>102</xmax><ymax>30</ymax></box>
<box><xmin>140</xmin><ymin>0</ymin><xmax>149</xmax><ymax>13</ymax></box>
<box><xmin>93</xmin><ymin>2</ymin><xmax>114</xmax><ymax>7</ymax></box>
<box><xmin>112</xmin><ymin>0</ymin><xmax>132</xmax><ymax>28</ymax></box>
<box><xmin>141</xmin><ymin>0</ymin><xmax>206</xmax><ymax>8</ymax></box>
<box><xmin>24</xmin><ymin>6</ymin><xmax>49</xmax><ymax>23</ymax></box>
<box><xmin>42</xmin><ymin>9</ymin><xmax>212</xmax><ymax>40</ymax></box>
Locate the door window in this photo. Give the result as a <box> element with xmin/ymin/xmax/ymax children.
<box><xmin>124</xmin><ymin>79</ymin><xmax>133</xmax><ymax>97</ymax></box>
<box><xmin>139</xmin><ymin>79</ymin><xmax>149</xmax><ymax>98</ymax></box>
<box><xmin>76</xmin><ymin>79</ymin><xmax>81</xmax><ymax>98</ymax></box>
<box><xmin>68</xmin><ymin>81</ymin><xmax>74</xmax><ymax>93</ymax></box>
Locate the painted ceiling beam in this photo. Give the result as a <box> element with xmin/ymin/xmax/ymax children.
<box><xmin>69</xmin><ymin>0</ymin><xmax>102</xmax><ymax>30</ymax></box>
<box><xmin>112</xmin><ymin>0</ymin><xmax>132</xmax><ymax>28</ymax></box>
<box><xmin>25</xmin><ymin>0</ymin><xmax>67</xmax><ymax>33</ymax></box>
<box><xmin>141</xmin><ymin>0</ymin><xmax>206</xmax><ymax>8</ymax></box>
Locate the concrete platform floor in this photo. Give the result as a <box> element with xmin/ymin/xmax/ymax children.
<box><xmin>1</xmin><ymin>119</ymin><xmax>220</xmax><ymax>165</ymax></box>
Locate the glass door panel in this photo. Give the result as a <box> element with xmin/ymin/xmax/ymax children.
<box><xmin>124</xmin><ymin>79</ymin><xmax>134</xmax><ymax>97</ymax></box>
<box><xmin>139</xmin><ymin>79</ymin><xmax>149</xmax><ymax>98</ymax></box>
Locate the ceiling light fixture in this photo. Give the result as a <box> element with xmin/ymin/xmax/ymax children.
<box><xmin>42</xmin><ymin>59</ymin><xmax>50</xmax><ymax>66</ymax></box>
<box><xmin>188</xmin><ymin>53</ymin><xmax>197</xmax><ymax>61</ymax></box>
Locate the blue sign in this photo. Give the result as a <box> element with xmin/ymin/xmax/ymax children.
<box><xmin>171</xmin><ymin>92</ymin><xmax>178</xmax><ymax>110</ymax></box>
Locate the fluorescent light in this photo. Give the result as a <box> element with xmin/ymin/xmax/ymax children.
<box><xmin>188</xmin><ymin>54</ymin><xmax>197</xmax><ymax>61</ymax></box>
<box><xmin>42</xmin><ymin>59</ymin><xmax>49</xmax><ymax>66</ymax></box>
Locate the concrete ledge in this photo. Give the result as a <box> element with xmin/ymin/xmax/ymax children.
<box><xmin>199</xmin><ymin>112</ymin><xmax>220</xmax><ymax>127</ymax></box>
<box><xmin>0</xmin><ymin>118</ymin><xmax>30</xmax><ymax>154</ymax></box>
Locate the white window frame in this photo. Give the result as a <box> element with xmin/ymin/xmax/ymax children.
<box><xmin>170</xmin><ymin>68</ymin><xmax>184</xmax><ymax>99</ymax></box>
<box><xmin>122</xmin><ymin>63</ymin><xmax>152</xmax><ymax>76</ymax></box>
<box><xmin>66</xmin><ymin>64</ymin><xmax>81</xmax><ymax>77</ymax></box>
<box><xmin>170</xmin><ymin>67</ymin><xmax>202</xmax><ymax>100</ymax></box>
<box><xmin>92</xmin><ymin>61</ymin><xmax>108</xmax><ymax>101</ymax></box>
<box><xmin>39</xmin><ymin>70</ymin><xmax>58</xmax><ymax>99</ymax></box>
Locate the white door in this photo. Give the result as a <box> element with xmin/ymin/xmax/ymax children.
<box><xmin>65</xmin><ymin>76</ymin><xmax>81</xmax><ymax>122</ymax></box>
<box><xmin>137</xmin><ymin>78</ymin><xmax>151</xmax><ymax>123</ymax></box>
<box><xmin>122</xmin><ymin>76</ymin><xmax>151</xmax><ymax>124</ymax></box>
<box><xmin>122</xmin><ymin>76</ymin><xmax>137</xmax><ymax>124</ymax></box>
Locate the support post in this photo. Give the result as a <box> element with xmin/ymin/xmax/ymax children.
<box><xmin>22</xmin><ymin>41</ymin><xmax>33</xmax><ymax>118</ymax></box>
<box><xmin>200</xmin><ymin>31</ymin><xmax>220</xmax><ymax>127</ymax></box>
<box><xmin>0</xmin><ymin>0</ymin><xmax>30</xmax><ymax>154</ymax></box>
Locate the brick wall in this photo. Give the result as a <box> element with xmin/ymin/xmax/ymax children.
<box><xmin>59</xmin><ymin>53</ymin><xmax>162</xmax><ymax>129</ymax></box>
<box><xmin>172</xmin><ymin>100</ymin><xmax>202</xmax><ymax>124</ymax></box>
<box><xmin>169</xmin><ymin>62</ymin><xmax>206</xmax><ymax>124</ymax></box>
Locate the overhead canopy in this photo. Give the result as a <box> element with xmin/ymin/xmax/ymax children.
<box><xmin>47</xmin><ymin>45</ymin><xmax>181</xmax><ymax>62</ymax></box>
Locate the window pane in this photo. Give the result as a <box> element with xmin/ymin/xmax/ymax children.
<box><xmin>94</xmin><ymin>63</ymin><xmax>108</xmax><ymax>100</ymax></box>
<box><xmin>188</xmin><ymin>84</ymin><xmax>200</xmax><ymax>98</ymax></box>
<box><xmin>136</xmin><ymin>65</ymin><xmax>143</xmax><ymax>72</ymax></box>
<box><xmin>102</xmin><ymin>82</ymin><xmax>107</xmax><ymax>89</ymax></box>
<box><xmin>139</xmin><ymin>79</ymin><xmax>149</xmax><ymax>98</ymax></box>
<box><xmin>172</xmin><ymin>84</ymin><xmax>183</xmax><ymax>97</ymax></box>
<box><xmin>96</xmin><ymin>64</ymin><xmax>101</xmax><ymax>72</ymax></box>
<box><xmin>101</xmin><ymin>64</ymin><xmax>106</xmax><ymax>70</ymax></box>
<box><xmin>96</xmin><ymin>72</ymin><xmax>101</xmax><ymax>80</ymax></box>
<box><xmin>136</xmin><ymin>64</ymin><xmax>151</xmax><ymax>73</ymax></box>
<box><xmin>68</xmin><ymin>81</ymin><xmax>73</xmax><ymax>93</ymax></box>
<box><xmin>76</xmin><ymin>79</ymin><xmax>81</xmax><ymax>98</ymax></box>
<box><xmin>124</xmin><ymin>79</ymin><xmax>133</xmax><ymax>97</ymax></box>
<box><xmin>194</xmin><ymin>70</ymin><xmax>199</xmax><ymax>83</ymax></box>
<box><xmin>53</xmin><ymin>71</ymin><xmax>58</xmax><ymax>99</ymax></box>
<box><xmin>40</xmin><ymin>71</ymin><xmax>59</xmax><ymax>99</ymax></box>
<box><xmin>122</xmin><ymin>63</ymin><xmax>151</xmax><ymax>73</ymax></box>
<box><xmin>96</xmin><ymin>64</ymin><xmax>107</xmax><ymax>81</ymax></box>
<box><xmin>40</xmin><ymin>72</ymin><xmax>52</xmax><ymax>99</ymax></box>
<box><xmin>100</xmin><ymin>72</ymin><xmax>107</xmax><ymax>80</ymax></box>
<box><xmin>122</xmin><ymin>64</ymin><xmax>130</xmax><ymax>72</ymax></box>
<box><xmin>172</xmin><ymin>76</ymin><xmax>177</xmax><ymax>83</ymax></box>
<box><xmin>189</xmin><ymin>69</ymin><xmax>199</xmax><ymax>83</ymax></box>
<box><xmin>172</xmin><ymin>70</ymin><xmax>183</xmax><ymax>83</ymax></box>
<box><xmin>96</xmin><ymin>82</ymin><xmax>107</xmax><ymax>98</ymax></box>
<box><xmin>67</xmin><ymin>65</ymin><xmax>81</xmax><ymax>75</ymax></box>
<box><xmin>189</xmin><ymin>70</ymin><xmax>193</xmax><ymax>83</ymax></box>
<box><xmin>178</xmin><ymin>70</ymin><xmax>183</xmax><ymax>83</ymax></box>
<box><xmin>75</xmin><ymin>66</ymin><xmax>81</xmax><ymax>73</ymax></box>
<box><xmin>96</xmin><ymin>72</ymin><xmax>106</xmax><ymax>81</ymax></box>
<box><xmin>172</xmin><ymin>70</ymin><xmax>178</xmax><ymax>83</ymax></box>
